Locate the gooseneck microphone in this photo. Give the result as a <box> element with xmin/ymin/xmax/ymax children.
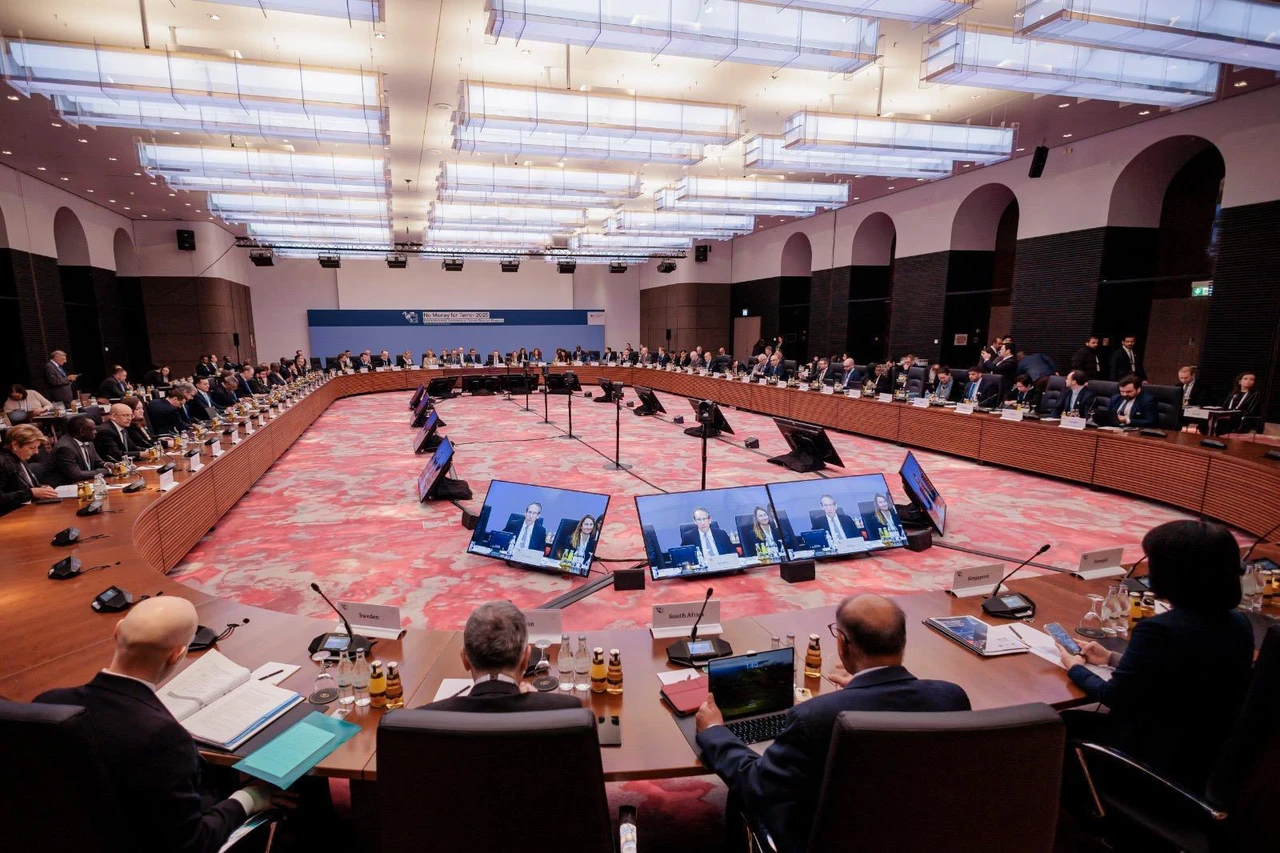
<box><xmin>1242</xmin><ymin>518</ymin><xmax>1280</xmax><ymax>566</ymax></box>
<box><xmin>982</xmin><ymin>544</ymin><xmax>1050</xmax><ymax>619</ymax></box>
<box><xmin>666</xmin><ymin>587</ymin><xmax>732</xmax><ymax>666</ymax></box>
<box><xmin>307</xmin><ymin>582</ymin><xmax>373</xmax><ymax>658</ymax></box>
<box><xmin>689</xmin><ymin>587</ymin><xmax>714</xmax><ymax>643</ymax></box>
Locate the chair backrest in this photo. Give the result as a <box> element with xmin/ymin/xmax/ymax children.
<box><xmin>1145</xmin><ymin>384</ymin><xmax>1181</xmax><ymax>429</ymax></box>
<box><xmin>7</xmin><ymin>408</ymin><xmax>30</xmax><ymax>425</ymax></box>
<box><xmin>979</xmin><ymin>374</ymin><xmax>1002</xmax><ymax>401</ymax></box>
<box><xmin>0</xmin><ymin>700</ymin><xmax>118</xmax><ymax>852</ymax></box>
<box><xmin>807</xmin><ymin>704</ymin><xmax>1064</xmax><ymax>853</ymax></box>
<box><xmin>783</xmin><ymin>359</ymin><xmax>797</xmax><ymax>376</ymax></box>
<box><xmin>774</xmin><ymin>509</ymin><xmax>798</xmax><ymax>548</ymax></box>
<box><xmin>80</xmin><ymin>405</ymin><xmax>104</xmax><ymax>425</ymax></box>
<box><xmin>1205</xmin><ymin>625</ymin><xmax>1280</xmax><ymax>844</ymax></box>
<box><xmin>548</xmin><ymin>517</ymin><xmax>578</xmax><ymax>558</ymax></box>
<box><xmin>905</xmin><ymin>366</ymin><xmax>927</xmax><ymax>397</ymax></box>
<box><xmin>377</xmin><ymin>708</ymin><xmax>613</xmax><ymax>853</ymax></box>
<box><xmin>1038</xmin><ymin>375</ymin><xmax>1067</xmax><ymax>414</ymax></box>
<box><xmin>1087</xmin><ymin>380</ymin><xmax>1118</xmax><ymax>406</ymax></box>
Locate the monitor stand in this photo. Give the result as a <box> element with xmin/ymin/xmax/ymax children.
<box><xmin>684</xmin><ymin>423</ymin><xmax>721</xmax><ymax>439</ymax></box>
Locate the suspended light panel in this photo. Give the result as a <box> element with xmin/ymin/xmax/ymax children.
<box><xmin>430</xmin><ymin>202</ymin><xmax>587</xmax><ymax>231</ymax></box>
<box><xmin>748</xmin><ymin>0</ymin><xmax>971</xmax><ymax>24</ymax></box>
<box><xmin>676</xmin><ymin>176</ymin><xmax>848</xmax><ymax>207</ymax></box>
<box><xmin>922</xmin><ymin>24</ymin><xmax>1219</xmax><ymax>107</ymax></box>
<box><xmin>456</xmin><ymin>80</ymin><xmax>740</xmax><ymax>144</ymax></box>
<box><xmin>783</xmin><ymin>111</ymin><xmax>1014</xmax><ymax>163</ymax></box>
<box><xmin>1016</xmin><ymin>0</ymin><xmax>1280</xmax><ymax>72</ymax></box>
<box><xmin>202</xmin><ymin>0</ymin><xmax>385</xmax><ymax>21</ymax></box>
<box><xmin>453</xmin><ymin>125</ymin><xmax>705</xmax><ymax>164</ymax></box>
<box><xmin>655</xmin><ymin>189</ymin><xmax>825</xmax><ymax>217</ymax></box>
<box><xmin>163</xmin><ymin>175</ymin><xmax>389</xmax><ymax>198</ymax></box>
<box><xmin>485</xmin><ymin>0</ymin><xmax>880</xmax><ymax>74</ymax></box>
<box><xmin>138</xmin><ymin>144</ymin><xmax>388</xmax><ymax>187</ymax></box>
<box><xmin>440</xmin><ymin>162</ymin><xmax>641</xmax><ymax>199</ymax></box>
<box><xmin>246</xmin><ymin>222</ymin><xmax>391</xmax><ymax>245</ymax></box>
<box><xmin>744</xmin><ymin>135</ymin><xmax>953</xmax><ymax>178</ymax></box>
<box><xmin>439</xmin><ymin>187</ymin><xmax>626</xmax><ymax>209</ymax></box>
<box><xmin>570</xmin><ymin>233</ymin><xmax>693</xmax><ymax>251</ymax></box>
<box><xmin>606</xmin><ymin>210</ymin><xmax>754</xmax><ymax>237</ymax></box>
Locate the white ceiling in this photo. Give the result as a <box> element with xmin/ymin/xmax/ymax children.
<box><xmin>0</xmin><ymin>0</ymin><xmax>1271</xmax><ymax>244</ymax></box>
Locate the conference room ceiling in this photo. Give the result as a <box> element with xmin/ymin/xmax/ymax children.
<box><xmin>0</xmin><ymin>0</ymin><xmax>1272</xmax><ymax>248</ymax></box>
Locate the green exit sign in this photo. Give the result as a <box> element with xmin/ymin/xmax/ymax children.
<box><xmin>1192</xmin><ymin>284</ymin><xmax>1213</xmax><ymax>297</ymax></box>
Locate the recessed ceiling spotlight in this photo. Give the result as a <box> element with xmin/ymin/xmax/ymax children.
<box><xmin>86</xmin><ymin>189</ymin><xmax>93</xmax><ymax>192</ymax></box>
<box><xmin>195</xmin><ymin>209</ymin><xmax>202</xmax><ymax>213</ymax></box>
<box><xmin>50</xmin><ymin>122</ymin><xmax>62</xmax><ymax>127</ymax></box>
<box><xmin>108</xmin><ymin>156</ymin><xmax>118</xmax><ymax>161</ymax></box>
<box><xmin>123</xmin><ymin>206</ymin><xmax>130</xmax><ymax>210</ymax></box>
<box><xmin>36</xmin><ymin>166</ymin><xmax>46</xmax><ymax>171</ymax></box>
<box><xmin>433</xmin><ymin>103</ymin><xmax>452</xmax><ymax>110</ymax></box>
<box><xmin>5</xmin><ymin>95</ymin><xmax>17</xmax><ymax>101</ymax></box>
<box><xmin>184</xmin><ymin>202</ymin><xmax>191</xmax><ymax>206</ymax></box>
<box><xmin>887</xmin><ymin>186</ymin><xmax>895</xmax><ymax>190</ymax></box>
<box><xmin>916</xmin><ymin>177</ymin><xmax>925</xmax><ymax>181</ymax></box>
<box><xmin>852</xmin><ymin>196</ymin><xmax>859</xmax><ymax>200</ymax></box>
<box><xmin>168</xmin><ymin>192</ymin><xmax>175</xmax><ymax>196</ymax></box>
<box><xmin>1058</xmin><ymin>102</ymin><xmax>1071</xmax><ymax>108</ymax></box>
<box><xmin>0</xmin><ymin>150</ymin><xmax>10</xmax><ymax>155</ymax></box>
<box><xmin>281</xmin><ymin>138</ymin><xmax>289</xmax><ymax>143</ymax></box>
<box><xmin>1062</xmin><ymin>133</ymin><xmax>1073</xmax><ymax>138</ymax></box>
<box><xmin>374</xmin><ymin>31</ymin><xmax>386</xmax><ymax>39</ymax></box>
<box><xmin>1015</xmin><ymin>147</ymin><xmax>1025</xmax><ymax>152</ymax></box>
<box><xmin>1138</xmin><ymin>110</ymin><xmax>1151</xmax><ymax>115</ymax></box>
<box><xmin>133</xmin><ymin>172</ymin><xmax>141</xmax><ymax>176</ymax></box>
<box><xmin>962</xmin><ymin>163</ymin><xmax>970</xmax><ymax>167</ymax></box>
<box><xmin>207</xmin><ymin>13</ymin><xmax>220</xmax><ymax>19</ymax></box>
<box><xmin>149</xmin><ymin>181</ymin><xmax>157</xmax><ymax>185</ymax></box>
<box><xmin>77</xmin><ymin>138</ymin><xmax>88</xmax><ymax>143</ymax></box>
<box><xmin>172</xmin><ymin>131</ymin><xmax>180</xmax><ymax>135</ymax></box>
<box><xmin>140</xmin><ymin>214</ymin><xmax>147</xmax><ymax>217</ymax></box>
<box><xmin>59</xmin><ymin>176</ymin><xmax>69</xmax><ymax>181</ymax></box>
<box><xmin>1234</xmin><ymin>80</ymin><xmax>1248</xmax><ymax>88</ymax></box>
<box><xmin>108</xmin><ymin>199</ymin><xmax>116</xmax><ymax>203</ymax></box>
<box><xmin>970</xmin><ymin>94</ymin><xmax>982</xmax><ymax>100</ymax></box>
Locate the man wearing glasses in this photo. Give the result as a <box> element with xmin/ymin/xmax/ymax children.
<box><xmin>694</xmin><ymin>595</ymin><xmax>970</xmax><ymax>853</ymax></box>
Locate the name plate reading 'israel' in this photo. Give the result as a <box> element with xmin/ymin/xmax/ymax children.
<box><xmin>651</xmin><ymin>600</ymin><xmax>723</xmax><ymax>639</ymax></box>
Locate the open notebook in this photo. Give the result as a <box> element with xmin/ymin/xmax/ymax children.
<box><xmin>158</xmin><ymin>650</ymin><xmax>302</xmax><ymax>750</ymax></box>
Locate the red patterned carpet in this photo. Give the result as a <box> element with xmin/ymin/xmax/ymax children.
<box><xmin>171</xmin><ymin>388</ymin><xmax>1215</xmax><ymax>850</ymax></box>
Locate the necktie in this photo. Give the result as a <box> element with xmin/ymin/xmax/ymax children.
<box><xmin>1120</xmin><ymin>399</ymin><xmax>1132</xmax><ymax>416</ymax></box>
<box><xmin>968</xmin><ymin>382</ymin><xmax>978</xmax><ymax>400</ymax></box>
<box><xmin>517</xmin><ymin>525</ymin><xmax>530</xmax><ymax>551</ymax></box>
<box><xmin>1069</xmin><ymin>390</ymin><xmax>1078</xmax><ymax>412</ymax></box>
<box><xmin>79</xmin><ymin>442</ymin><xmax>92</xmax><ymax>472</ymax></box>
<box><xmin>701</xmin><ymin>531</ymin><xmax>716</xmax><ymax>558</ymax></box>
<box><xmin>119</xmin><ymin>425</ymin><xmax>130</xmax><ymax>451</ymax></box>
<box><xmin>830</xmin><ymin>517</ymin><xmax>844</xmax><ymax>542</ymax></box>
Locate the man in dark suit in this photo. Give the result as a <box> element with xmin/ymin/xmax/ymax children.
<box><xmin>45</xmin><ymin>415</ymin><xmax>111</xmax><ymax>486</ymax></box>
<box><xmin>148</xmin><ymin>389</ymin><xmax>191</xmax><ymax>435</ymax></box>
<box><xmin>961</xmin><ymin>367</ymin><xmax>999</xmax><ymax>408</ymax></box>
<box><xmin>1177</xmin><ymin>365</ymin><xmax>1208</xmax><ymax>408</ymax></box>
<box><xmin>195</xmin><ymin>356</ymin><xmax>216</xmax><ymax>378</ymax></box>
<box><xmin>36</xmin><ymin>597</ymin><xmax>284</xmax><ymax>853</ymax></box>
<box><xmin>835</xmin><ymin>358</ymin><xmax>864</xmax><ymax>392</ymax></box>
<box><xmin>1110</xmin><ymin>375</ymin><xmax>1159</xmax><ymax>427</ymax></box>
<box><xmin>1070</xmin><ymin>336</ymin><xmax>1102</xmax><ymax>380</ymax></box>
<box><xmin>187</xmin><ymin>378</ymin><xmax>217</xmax><ymax>422</ymax></box>
<box><xmin>44</xmin><ymin>349</ymin><xmax>79</xmax><ymax>404</ymax></box>
<box><xmin>696</xmin><ymin>595</ymin><xmax>970</xmax><ymax>853</ymax></box>
<box><xmin>1004</xmin><ymin>374</ymin><xmax>1041</xmax><ymax>409</ymax></box>
<box><xmin>1053</xmin><ymin>370</ymin><xmax>1096</xmax><ymax>418</ymax></box>
<box><xmin>375</xmin><ymin>350</ymin><xmax>393</xmax><ymax>368</ymax></box>
<box><xmin>96</xmin><ymin>404</ymin><xmax>140</xmax><ymax>462</ymax></box>
<box><xmin>680</xmin><ymin>507</ymin><xmax>736</xmax><ymax>562</ymax></box>
<box><xmin>418</xmin><ymin>601</ymin><xmax>583</xmax><ymax>713</ymax></box>
<box><xmin>209</xmin><ymin>376</ymin><xmax>239</xmax><ymax>410</ymax></box>
<box><xmin>97</xmin><ymin>365</ymin><xmax>129</xmax><ymax>401</ymax></box>
<box><xmin>503</xmin><ymin>502</ymin><xmax>547</xmax><ymax>554</ymax></box>
<box><xmin>812</xmin><ymin>494</ymin><xmax>859</xmax><ymax>544</ymax></box>
<box><xmin>1109</xmin><ymin>335</ymin><xmax>1144</xmax><ymax>381</ymax></box>
<box><xmin>982</xmin><ymin>343</ymin><xmax>1017</xmax><ymax>394</ymax></box>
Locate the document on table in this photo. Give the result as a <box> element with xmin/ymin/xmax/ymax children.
<box><xmin>234</xmin><ymin>711</ymin><xmax>359</xmax><ymax>789</ymax></box>
<box><xmin>1012</xmin><ymin>625</ymin><xmax>1114</xmax><ymax>681</ymax></box>
<box><xmin>657</xmin><ymin>669</ymin><xmax>702</xmax><ymax>686</ymax></box>
<box><xmin>432</xmin><ymin>678</ymin><xmax>474</xmax><ymax>702</ymax></box>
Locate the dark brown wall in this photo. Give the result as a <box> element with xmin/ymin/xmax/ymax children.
<box><xmin>141</xmin><ymin>276</ymin><xmax>257</xmax><ymax>373</ymax></box>
<box><xmin>640</xmin><ymin>282</ymin><xmax>731</xmax><ymax>355</ymax></box>
<box><xmin>889</xmin><ymin>251</ymin><xmax>948</xmax><ymax>361</ymax></box>
<box><xmin>1009</xmin><ymin>227</ymin><xmax>1107</xmax><ymax>371</ymax></box>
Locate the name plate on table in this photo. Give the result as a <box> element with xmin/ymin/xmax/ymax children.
<box><xmin>158</xmin><ymin>469</ymin><xmax>176</xmax><ymax>492</ymax></box>
<box><xmin>211</xmin><ymin>441</ymin><xmax>223</xmax><ymax>458</ymax></box>
<box><xmin>912</xmin><ymin>397</ymin><xmax>931</xmax><ymax>408</ymax></box>
<box><xmin>1074</xmin><ymin>547</ymin><xmax>1126</xmax><ymax>580</ymax></box>
<box><xmin>741</xmin><ymin>375</ymin><xmax>752</xmax><ymax>383</ymax></box>
<box><xmin>955</xmin><ymin>403</ymin><xmax>975</xmax><ymax>415</ymax></box>
<box><xmin>794</xmin><ymin>384</ymin><xmax>807</xmax><ymax>391</ymax></box>
<box><xmin>244</xmin><ymin>420</ymin><xmax>254</xmax><ymax>435</ymax></box>
<box><xmin>1060</xmin><ymin>416</ymin><xmax>1087</xmax><ymax>430</ymax></box>
<box><xmin>408</xmin><ymin>365</ymin><xmax>420</xmax><ymax>370</ymax></box>
<box><xmin>1001</xmin><ymin>409</ymin><xmax>1024</xmax><ymax>422</ymax></box>
<box><xmin>821</xmin><ymin>385</ymin><xmax>834</xmax><ymax>395</ymax></box>
<box><xmin>846</xmin><ymin>389</ymin><xmax>862</xmax><ymax>399</ymax></box>
<box><xmin>1183</xmin><ymin>406</ymin><xmax>1211</xmax><ymax>420</ymax></box>
<box><xmin>523</xmin><ymin>609</ymin><xmax>563</xmax><ymax>646</ymax></box>
<box><xmin>186</xmin><ymin>453</ymin><xmax>203</xmax><ymax>473</ymax></box>
<box><xmin>946</xmin><ymin>564</ymin><xmax>1004</xmax><ymax>598</ymax></box>
<box><xmin>651</xmin><ymin>600</ymin><xmax>723</xmax><ymax>639</ymax></box>
<box><xmin>877</xmin><ymin>393</ymin><xmax>893</xmax><ymax>403</ymax></box>
<box><xmin>758</xmin><ymin>378</ymin><xmax>769</xmax><ymax>385</ymax></box>
<box><xmin>334</xmin><ymin>600</ymin><xmax>405</xmax><ymax>640</ymax></box>
<box><xmin>391</xmin><ymin>366</ymin><xmax>401</xmax><ymax>371</ymax></box>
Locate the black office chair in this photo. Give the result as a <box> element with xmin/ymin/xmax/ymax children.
<box><xmin>773</xmin><ymin>509</ymin><xmax>798</xmax><ymax>550</ymax></box>
<box><xmin>0</xmin><ymin>700</ymin><xmax>277</xmax><ymax>853</ymax></box>
<box><xmin>905</xmin><ymin>366</ymin><xmax>927</xmax><ymax>397</ymax></box>
<box><xmin>1087</xmin><ymin>380</ymin><xmax>1118</xmax><ymax>408</ymax></box>
<box><xmin>377</xmin><ymin>708</ymin><xmax>636</xmax><ymax>853</ymax></box>
<box><xmin>1073</xmin><ymin>624</ymin><xmax>1279</xmax><ymax>853</ymax></box>
<box><xmin>1037</xmin><ymin>375</ymin><xmax>1066</xmax><ymax>415</ymax></box>
<box><xmin>80</xmin><ymin>405</ymin><xmax>104</xmax><ymax>425</ymax></box>
<box><xmin>782</xmin><ymin>359</ymin><xmax>797</xmax><ymax>378</ymax></box>
<box><xmin>6</xmin><ymin>408</ymin><xmax>30</xmax><ymax>426</ymax></box>
<box><xmin>1145</xmin><ymin>384</ymin><xmax>1182</xmax><ymax>429</ymax></box>
<box><xmin>745</xmin><ymin>704</ymin><xmax>1064</xmax><ymax>852</ymax></box>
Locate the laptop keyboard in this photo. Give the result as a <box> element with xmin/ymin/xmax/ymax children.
<box><xmin>726</xmin><ymin>713</ymin><xmax>788</xmax><ymax>744</ymax></box>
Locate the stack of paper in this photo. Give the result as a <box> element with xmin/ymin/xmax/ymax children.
<box><xmin>159</xmin><ymin>650</ymin><xmax>302</xmax><ymax>750</ymax></box>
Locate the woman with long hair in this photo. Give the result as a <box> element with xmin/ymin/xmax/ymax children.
<box><xmin>746</xmin><ymin>505</ymin><xmax>783</xmax><ymax>557</ymax></box>
<box><xmin>1219</xmin><ymin>371</ymin><xmax>1260</xmax><ymax>434</ymax></box>
<box><xmin>563</xmin><ymin>515</ymin><xmax>598</xmax><ymax>566</ymax></box>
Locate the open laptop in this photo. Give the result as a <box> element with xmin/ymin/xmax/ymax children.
<box><xmin>677</xmin><ymin>647</ymin><xmax>795</xmax><ymax>753</ymax></box>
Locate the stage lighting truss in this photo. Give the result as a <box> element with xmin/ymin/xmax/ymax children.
<box><xmin>782</xmin><ymin>111</ymin><xmax>1014</xmax><ymax>164</ymax></box>
<box><xmin>605</xmin><ymin>210</ymin><xmax>755</xmax><ymax>238</ymax></box>
<box><xmin>452</xmin><ymin>124</ymin><xmax>705</xmax><ymax>165</ymax></box>
<box><xmin>456</xmin><ymin>80</ymin><xmax>741</xmax><ymax>144</ymax></box>
<box><xmin>440</xmin><ymin>161</ymin><xmax>641</xmax><ymax>201</ymax></box>
<box><xmin>1</xmin><ymin>37</ymin><xmax>387</xmax><ymax>144</ymax></box>
<box><xmin>922</xmin><ymin>23</ymin><xmax>1219</xmax><ymax>107</ymax></box>
<box><xmin>202</xmin><ymin>0</ymin><xmax>385</xmax><ymax>22</ymax></box>
<box><xmin>485</xmin><ymin>0</ymin><xmax>880</xmax><ymax>74</ymax></box>
<box><xmin>743</xmin><ymin>135</ymin><xmax>954</xmax><ymax>178</ymax></box>
<box><xmin>1016</xmin><ymin>0</ymin><xmax>1280</xmax><ymax>72</ymax></box>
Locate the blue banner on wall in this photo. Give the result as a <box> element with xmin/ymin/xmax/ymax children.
<box><xmin>308</xmin><ymin>309</ymin><xmax>601</xmax><ymax>327</ymax></box>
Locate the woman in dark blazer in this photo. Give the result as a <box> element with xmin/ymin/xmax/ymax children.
<box><xmin>1057</xmin><ymin>520</ymin><xmax>1254</xmax><ymax>789</ymax></box>
<box><xmin>860</xmin><ymin>494</ymin><xmax>903</xmax><ymax>545</ymax></box>
<box><xmin>741</xmin><ymin>506</ymin><xmax>785</xmax><ymax>559</ymax></box>
<box><xmin>122</xmin><ymin>397</ymin><xmax>160</xmax><ymax>450</ymax></box>
<box><xmin>1218</xmin><ymin>371</ymin><xmax>1261</xmax><ymax>434</ymax></box>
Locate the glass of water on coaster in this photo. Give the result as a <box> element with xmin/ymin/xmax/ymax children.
<box><xmin>1077</xmin><ymin>594</ymin><xmax>1108</xmax><ymax>640</ymax></box>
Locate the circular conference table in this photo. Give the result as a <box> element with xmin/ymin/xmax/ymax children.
<box><xmin>2</xmin><ymin>366</ymin><xmax>1277</xmax><ymax>786</ymax></box>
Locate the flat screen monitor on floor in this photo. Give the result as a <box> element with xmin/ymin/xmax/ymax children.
<box><xmin>415</xmin><ymin>436</ymin><xmax>456</xmax><ymax>502</ymax></box>
<box><xmin>768</xmin><ymin>418</ymin><xmax>845</xmax><ymax>473</ymax></box>
<box><xmin>544</xmin><ymin>371</ymin><xmax>581</xmax><ymax>393</ymax></box>
<box><xmin>466</xmin><ymin>480</ymin><xmax>610</xmax><ymax>577</ymax></box>
<box><xmin>412</xmin><ymin>409</ymin><xmax>440</xmax><ymax>453</ymax></box>
<box><xmin>766</xmin><ymin>474</ymin><xmax>906</xmax><ymax>561</ymax></box>
<box><xmin>633</xmin><ymin>386</ymin><xmax>665</xmax><ymax>416</ymax></box>
<box><xmin>409</xmin><ymin>382</ymin><xmax>426</xmax><ymax>410</ymax></box>
<box><xmin>899</xmin><ymin>451</ymin><xmax>946</xmax><ymax>536</ymax></box>
<box><xmin>636</xmin><ymin>485</ymin><xmax>784</xmax><ymax>581</ymax></box>
<box><xmin>426</xmin><ymin>377</ymin><xmax>457</xmax><ymax>398</ymax></box>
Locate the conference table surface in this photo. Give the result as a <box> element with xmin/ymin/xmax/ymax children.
<box><xmin>2</xmin><ymin>366</ymin><xmax>1276</xmax><ymax>783</ymax></box>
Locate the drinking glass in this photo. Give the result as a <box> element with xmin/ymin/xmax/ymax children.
<box><xmin>1101</xmin><ymin>584</ymin><xmax>1125</xmax><ymax>637</ymax></box>
<box><xmin>1239</xmin><ymin>568</ymin><xmax>1258</xmax><ymax>612</ymax></box>
<box><xmin>1077</xmin><ymin>594</ymin><xmax>1107</xmax><ymax>639</ymax></box>
<box><xmin>310</xmin><ymin>666</ymin><xmax>338</xmax><ymax>705</ymax></box>
<box><xmin>534</xmin><ymin>639</ymin><xmax>552</xmax><ymax>675</ymax></box>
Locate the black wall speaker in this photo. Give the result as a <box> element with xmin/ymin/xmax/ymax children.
<box><xmin>176</xmin><ymin>229</ymin><xmax>196</xmax><ymax>251</ymax></box>
<box><xmin>232</xmin><ymin>332</ymin><xmax>240</xmax><ymax>347</ymax></box>
<box><xmin>1027</xmin><ymin>145</ymin><xmax>1049</xmax><ymax>179</ymax></box>
<box><xmin>694</xmin><ymin>244</ymin><xmax>709</xmax><ymax>263</ymax></box>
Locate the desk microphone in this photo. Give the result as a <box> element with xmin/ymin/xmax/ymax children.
<box><xmin>1242</xmin><ymin>518</ymin><xmax>1280</xmax><ymax>567</ymax></box>
<box><xmin>1120</xmin><ymin>554</ymin><xmax>1149</xmax><ymax>593</ymax></box>
<box><xmin>981</xmin><ymin>544</ymin><xmax>1050</xmax><ymax>619</ymax></box>
<box><xmin>689</xmin><ymin>587</ymin><xmax>713</xmax><ymax>644</ymax></box>
<box><xmin>666</xmin><ymin>587</ymin><xmax>732</xmax><ymax>666</ymax></box>
<box><xmin>307</xmin><ymin>582</ymin><xmax>373</xmax><ymax>658</ymax></box>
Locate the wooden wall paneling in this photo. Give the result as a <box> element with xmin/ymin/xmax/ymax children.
<box><xmin>839</xmin><ymin>397</ymin><xmax>901</xmax><ymax>440</ymax></box>
<box><xmin>787</xmin><ymin>389</ymin><xmax>843</xmax><ymax>429</ymax></box>
<box><xmin>979</xmin><ymin>418</ymin><xmax>1098</xmax><ymax>483</ymax></box>
<box><xmin>1202</xmin><ymin>456</ymin><xmax>1280</xmax><ymax>535</ymax></box>
<box><xmin>157</xmin><ymin>472</ymin><xmax>220</xmax><ymax>571</ymax></box>
<box><xmin>1092</xmin><ymin>432</ymin><xmax>1208</xmax><ymax>514</ymax></box>
<box><xmin>897</xmin><ymin>406</ymin><xmax>983</xmax><ymax>459</ymax></box>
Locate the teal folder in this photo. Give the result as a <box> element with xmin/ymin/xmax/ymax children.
<box><xmin>234</xmin><ymin>711</ymin><xmax>359</xmax><ymax>789</ymax></box>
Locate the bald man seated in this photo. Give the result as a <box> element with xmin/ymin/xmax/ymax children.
<box><xmin>695</xmin><ymin>594</ymin><xmax>971</xmax><ymax>853</ymax></box>
<box><xmin>95</xmin><ymin>403</ymin><xmax>141</xmax><ymax>462</ymax></box>
<box><xmin>36</xmin><ymin>597</ymin><xmax>283</xmax><ymax>853</ymax></box>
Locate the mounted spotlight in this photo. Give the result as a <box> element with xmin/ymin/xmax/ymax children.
<box><xmin>386</xmin><ymin>252</ymin><xmax>408</xmax><ymax>268</ymax></box>
<box><xmin>442</xmin><ymin>258</ymin><xmax>464</xmax><ymax>272</ymax></box>
<box><xmin>318</xmin><ymin>253</ymin><xmax>341</xmax><ymax>269</ymax></box>
<box><xmin>657</xmin><ymin>260</ymin><xmax>677</xmax><ymax>274</ymax></box>
<box><xmin>557</xmin><ymin>259</ymin><xmax>577</xmax><ymax>274</ymax></box>
<box><xmin>500</xmin><ymin>259</ymin><xmax>520</xmax><ymax>273</ymax></box>
<box><xmin>609</xmin><ymin>261</ymin><xmax>628</xmax><ymax>274</ymax></box>
<box><xmin>248</xmin><ymin>247</ymin><xmax>274</xmax><ymax>267</ymax></box>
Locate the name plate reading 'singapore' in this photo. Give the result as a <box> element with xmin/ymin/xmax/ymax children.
<box><xmin>946</xmin><ymin>563</ymin><xmax>1004</xmax><ymax>598</ymax></box>
<box><xmin>522</xmin><ymin>609</ymin><xmax>563</xmax><ymax>646</ymax></box>
<box><xmin>651</xmin><ymin>599</ymin><xmax>723</xmax><ymax>639</ymax></box>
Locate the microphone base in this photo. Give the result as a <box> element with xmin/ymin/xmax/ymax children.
<box><xmin>981</xmin><ymin>593</ymin><xmax>1036</xmax><ymax>620</ymax></box>
<box><xmin>666</xmin><ymin>637</ymin><xmax>733</xmax><ymax>668</ymax></box>
<box><xmin>308</xmin><ymin>632</ymin><xmax>375</xmax><ymax>659</ymax></box>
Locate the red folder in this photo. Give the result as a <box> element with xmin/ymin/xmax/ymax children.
<box><xmin>660</xmin><ymin>674</ymin><xmax>708</xmax><ymax>717</ymax></box>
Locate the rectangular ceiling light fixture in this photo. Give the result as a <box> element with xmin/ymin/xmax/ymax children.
<box><xmin>922</xmin><ymin>24</ymin><xmax>1219</xmax><ymax>107</ymax></box>
<box><xmin>246</xmin><ymin>222</ymin><xmax>391</xmax><ymax>245</ymax></box>
<box><xmin>1016</xmin><ymin>0</ymin><xmax>1280</xmax><ymax>72</ymax></box>
<box><xmin>750</xmin><ymin>0</ymin><xmax>972</xmax><ymax>25</ymax></box>
<box><xmin>430</xmin><ymin>202</ymin><xmax>587</xmax><ymax>231</ymax></box>
<box><xmin>453</xmin><ymin>125</ymin><xmax>705</xmax><ymax>164</ymax></box>
<box><xmin>676</xmin><ymin>176</ymin><xmax>848</xmax><ymax>208</ymax></box>
<box><xmin>783</xmin><ymin>111</ymin><xmax>1014</xmax><ymax>163</ymax></box>
<box><xmin>655</xmin><ymin>188</ymin><xmax>826</xmax><ymax>217</ymax></box>
<box><xmin>208</xmin><ymin>194</ymin><xmax>390</xmax><ymax>222</ymax></box>
<box><xmin>441</xmin><ymin>161</ymin><xmax>640</xmax><ymax>199</ymax></box>
<box><xmin>138</xmin><ymin>144</ymin><xmax>388</xmax><ymax>187</ymax></box>
<box><xmin>438</xmin><ymin>187</ymin><xmax>625</xmax><ymax>209</ymax></box>
<box><xmin>424</xmin><ymin>228</ymin><xmax>556</xmax><ymax>247</ymax></box>
<box><xmin>485</xmin><ymin>0</ymin><xmax>880</xmax><ymax>74</ymax></box>
<box><xmin>457</xmin><ymin>80</ymin><xmax>741</xmax><ymax>144</ymax></box>
<box><xmin>202</xmin><ymin>0</ymin><xmax>385</xmax><ymax>22</ymax></box>
<box><xmin>606</xmin><ymin>210</ymin><xmax>755</xmax><ymax>237</ymax></box>
<box><xmin>570</xmin><ymin>233</ymin><xmax>693</xmax><ymax>251</ymax></box>
<box><xmin>163</xmin><ymin>175</ymin><xmax>389</xmax><ymax>197</ymax></box>
<box><xmin>743</xmin><ymin>135</ymin><xmax>953</xmax><ymax>178</ymax></box>
<box><xmin>1</xmin><ymin>37</ymin><xmax>386</xmax><ymax>142</ymax></box>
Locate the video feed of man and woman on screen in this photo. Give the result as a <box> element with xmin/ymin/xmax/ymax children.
<box><xmin>465</xmin><ymin>480</ymin><xmax>611</xmax><ymax>577</ymax></box>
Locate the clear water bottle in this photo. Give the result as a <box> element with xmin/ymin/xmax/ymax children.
<box><xmin>336</xmin><ymin>651</ymin><xmax>355</xmax><ymax>705</ymax></box>
<box><xmin>573</xmin><ymin>634</ymin><xmax>591</xmax><ymax>692</ymax></box>
<box><xmin>352</xmin><ymin>648</ymin><xmax>371</xmax><ymax>706</ymax></box>
<box><xmin>92</xmin><ymin>473</ymin><xmax>107</xmax><ymax>501</ymax></box>
<box><xmin>557</xmin><ymin>633</ymin><xmax>574</xmax><ymax>691</ymax></box>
